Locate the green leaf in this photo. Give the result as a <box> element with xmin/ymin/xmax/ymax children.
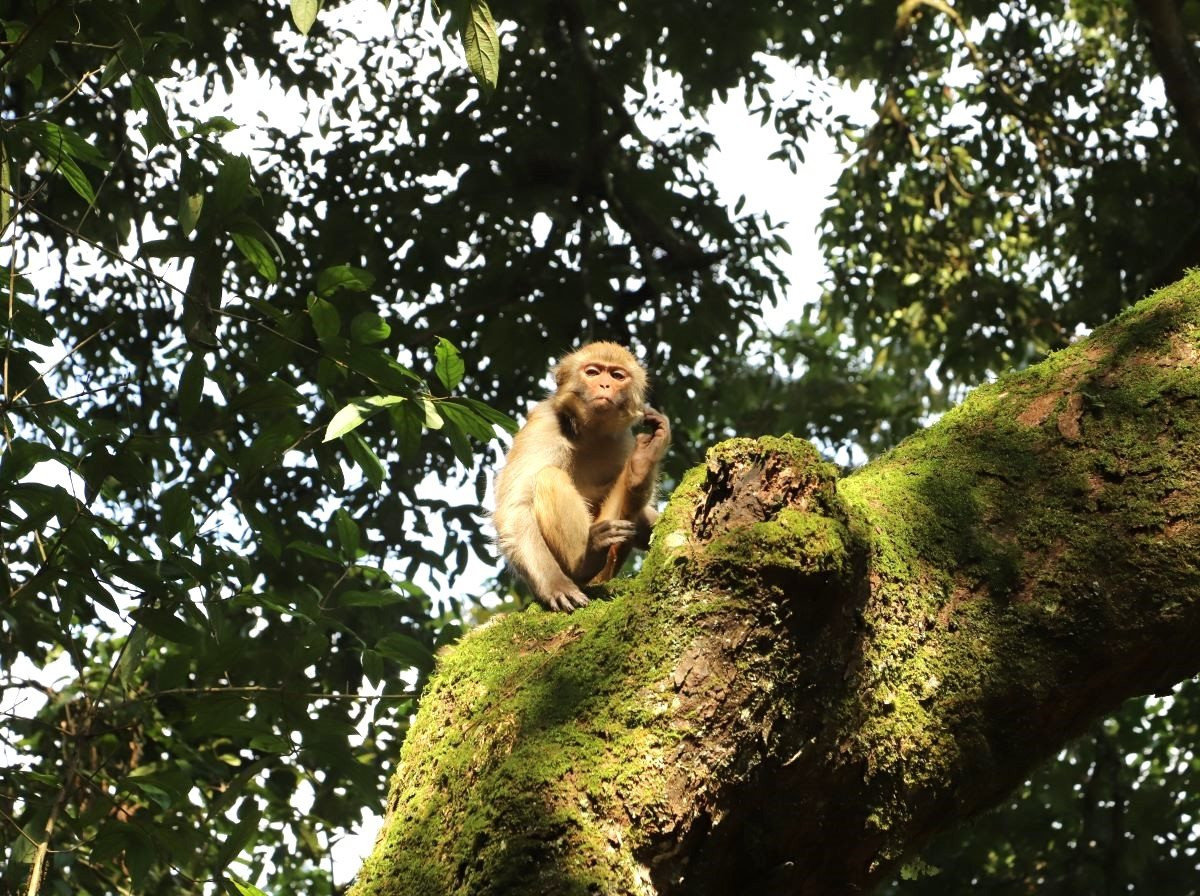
<box><xmin>131</xmin><ymin>76</ymin><xmax>173</xmax><ymax>148</ymax></box>
<box><xmin>179</xmin><ymin>191</ymin><xmax>204</xmax><ymax>235</ymax></box>
<box><xmin>340</xmin><ymin>590</ymin><xmax>406</xmax><ymax>607</ymax></box>
<box><xmin>211</xmin><ymin>154</ymin><xmax>252</xmax><ymax>218</ymax></box>
<box><xmin>433</xmin><ymin>337</ymin><xmax>465</xmax><ymax>391</ymax></box>
<box><xmin>231</xmin><ymin>231</ymin><xmax>278</xmax><ymax>282</ymax></box>
<box><xmin>362</xmin><ymin>648</ymin><xmax>384</xmax><ymax>686</ymax></box>
<box><xmin>199</xmin><ymin>116</ymin><xmax>239</xmax><ymax>134</ymax></box>
<box><xmin>286</xmin><ymin>540</ymin><xmax>341</xmax><ymax>564</ymax></box>
<box><xmin>351</xmin><ymin>312</ymin><xmax>391</xmax><ymax>345</ymax></box>
<box><xmin>462</xmin><ymin>0</ymin><xmax>501</xmax><ymax>96</ymax></box>
<box><xmin>316</xmin><ymin>264</ymin><xmax>375</xmax><ymax>297</ymax></box>
<box><xmin>460</xmin><ymin>398</ymin><xmax>519</xmax><ymax>434</ymax></box>
<box><xmin>345</xmin><ymin>432</ymin><xmax>387</xmax><ymax>488</ymax></box>
<box><xmin>131</xmin><ymin>608</ymin><xmax>199</xmax><ymax>646</ymax></box>
<box><xmin>440</xmin><ymin>416</ymin><xmax>475</xmax><ymax>466</ymax></box>
<box><xmin>323</xmin><ymin>396</ymin><xmax>401</xmax><ymax>442</ymax></box>
<box><xmin>228</xmin><ymin>379</ymin><xmax>304</xmax><ymax>414</ymax></box>
<box><xmin>333</xmin><ymin>508</ymin><xmax>360</xmax><ymax>557</ymax></box>
<box><xmin>248</xmin><ymin>735</ymin><xmax>294</xmax><ymax>754</ymax></box>
<box><xmin>177</xmin><ymin>355</ymin><xmax>206</xmax><ymax>420</ymax></box>
<box><xmin>420</xmin><ymin>397</ymin><xmax>444</xmax><ymax>430</ymax></box>
<box><xmin>159</xmin><ymin>484</ymin><xmax>193</xmax><ymax>541</ymax></box>
<box><xmin>374</xmin><ymin>632</ymin><xmax>436</xmax><ymax>672</ymax></box>
<box><xmin>230</xmin><ymin>880</ymin><xmax>271</xmax><ymax>896</ymax></box>
<box><xmin>326</xmin><ymin>400</ymin><xmax>372</xmax><ymax>443</ymax></box>
<box><xmin>39</xmin><ymin>121</ymin><xmax>106</xmax><ymax>167</ymax></box>
<box><xmin>9</xmin><ymin>295</ymin><xmax>57</xmax><ymax>346</ymax></box>
<box><xmin>216</xmin><ymin>803</ymin><xmax>263</xmax><ymax>871</ymax></box>
<box><xmin>307</xmin><ymin>294</ymin><xmax>340</xmax><ymax>341</ymax></box>
<box><xmin>41</xmin><ymin>150</ymin><xmax>95</xmax><ymax>204</ymax></box>
<box><xmin>440</xmin><ymin>400</ymin><xmax>502</xmax><ymax>442</ymax></box>
<box><xmin>291</xmin><ymin>0</ymin><xmax>321</xmax><ymax>35</ymax></box>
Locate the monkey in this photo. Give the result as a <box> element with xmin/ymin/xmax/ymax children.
<box><xmin>492</xmin><ymin>342</ymin><xmax>670</xmax><ymax>612</ymax></box>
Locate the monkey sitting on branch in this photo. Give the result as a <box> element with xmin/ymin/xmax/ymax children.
<box><xmin>492</xmin><ymin>342</ymin><xmax>670</xmax><ymax>612</ymax></box>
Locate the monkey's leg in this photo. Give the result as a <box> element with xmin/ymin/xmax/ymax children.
<box><xmin>532</xmin><ymin>467</ymin><xmax>592</xmax><ymax>576</ymax></box>
<box><xmin>534</xmin><ymin>468</ymin><xmax>636</xmax><ymax>591</ymax></box>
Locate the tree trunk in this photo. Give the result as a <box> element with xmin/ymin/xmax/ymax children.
<box><xmin>349</xmin><ymin>274</ymin><xmax>1200</xmax><ymax>896</ymax></box>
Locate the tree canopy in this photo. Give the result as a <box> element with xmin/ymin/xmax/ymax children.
<box><xmin>1</xmin><ymin>0</ymin><xmax>1198</xmax><ymax>893</ymax></box>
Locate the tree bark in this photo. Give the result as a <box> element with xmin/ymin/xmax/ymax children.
<box><xmin>349</xmin><ymin>273</ymin><xmax>1200</xmax><ymax>896</ymax></box>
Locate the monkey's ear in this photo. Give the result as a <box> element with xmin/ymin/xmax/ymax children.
<box><xmin>552</xmin><ymin>358</ymin><xmax>571</xmax><ymax>389</ymax></box>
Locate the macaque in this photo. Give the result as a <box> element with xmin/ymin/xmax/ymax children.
<box><xmin>493</xmin><ymin>342</ymin><xmax>670</xmax><ymax>612</ymax></box>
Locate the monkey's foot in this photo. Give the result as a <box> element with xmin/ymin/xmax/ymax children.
<box><xmin>546</xmin><ymin>587</ymin><xmax>590</xmax><ymax>612</ymax></box>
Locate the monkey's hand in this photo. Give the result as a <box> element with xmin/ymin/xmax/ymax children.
<box><xmin>588</xmin><ymin>518</ymin><xmax>637</xmax><ymax>551</ymax></box>
<box><xmin>578</xmin><ymin>518</ymin><xmax>637</xmax><ymax>583</ymax></box>
<box><xmin>628</xmin><ymin>406</ymin><xmax>670</xmax><ymax>487</ymax></box>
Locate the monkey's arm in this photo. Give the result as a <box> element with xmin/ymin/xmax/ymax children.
<box><xmin>590</xmin><ymin>408</ymin><xmax>670</xmax><ymax>583</ymax></box>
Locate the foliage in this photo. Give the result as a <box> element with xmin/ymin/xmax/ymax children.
<box><xmin>1</xmin><ymin>0</ymin><xmax>1198</xmax><ymax>892</ymax></box>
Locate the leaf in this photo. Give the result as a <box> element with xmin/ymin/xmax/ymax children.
<box><xmin>440</xmin><ymin>417</ymin><xmax>475</xmax><ymax>466</ymax></box>
<box><xmin>323</xmin><ymin>395</ymin><xmax>405</xmax><ymax>442</ymax></box>
<box><xmin>333</xmin><ymin>508</ymin><xmax>360</xmax><ymax>557</ymax></box>
<box><xmin>286</xmin><ymin>541</ymin><xmax>341</xmax><ymax>564</ymax></box>
<box><xmin>9</xmin><ymin>295</ymin><xmax>57</xmax><ymax>346</ymax></box>
<box><xmin>461</xmin><ymin>397</ymin><xmax>519</xmax><ymax>433</ymax></box>
<box><xmin>462</xmin><ymin>0</ymin><xmax>501</xmax><ymax>96</ymax></box>
<box><xmin>42</xmin><ymin>150</ymin><xmax>95</xmax><ymax>204</ymax></box>
<box><xmin>440</xmin><ymin>400</ymin><xmax>502</xmax><ymax>442</ymax></box>
<box><xmin>8</xmin><ymin>12</ymin><xmax>72</xmax><ymax>79</ymax></box>
<box><xmin>345</xmin><ymin>432</ymin><xmax>386</xmax><ymax>488</ymax></box>
<box><xmin>420</xmin><ymin>397</ymin><xmax>444</xmax><ymax>430</ymax></box>
<box><xmin>291</xmin><ymin>0</ymin><xmax>321</xmax><ymax>35</ymax></box>
<box><xmin>227</xmin><ymin>379</ymin><xmax>304</xmax><ymax>414</ymax></box>
<box><xmin>350</xmin><ymin>312</ymin><xmax>391</xmax><ymax>344</ymax></box>
<box><xmin>307</xmin><ymin>294</ymin><xmax>340</xmax><ymax>341</ymax></box>
<box><xmin>316</xmin><ymin>264</ymin><xmax>375</xmax><ymax>297</ymax></box>
<box><xmin>362</xmin><ymin>648</ymin><xmax>384</xmax><ymax>686</ymax></box>
<box><xmin>159</xmin><ymin>484</ymin><xmax>193</xmax><ymax>541</ymax></box>
<box><xmin>324</xmin><ymin>402</ymin><xmax>371</xmax><ymax>442</ymax></box>
<box><xmin>179</xmin><ymin>191</ymin><xmax>204</xmax><ymax>235</ymax></box>
<box><xmin>231</xmin><ymin>232</ymin><xmax>278</xmax><ymax>282</ymax></box>
<box><xmin>39</xmin><ymin>122</ymin><xmax>106</xmax><ymax>168</ymax></box>
<box><xmin>211</xmin><ymin>154</ymin><xmax>252</xmax><ymax>218</ymax></box>
<box><xmin>131</xmin><ymin>76</ymin><xmax>173</xmax><ymax>148</ymax></box>
<box><xmin>434</xmin><ymin>337</ymin><xmax>465</xmax><ymax>391</ymax></box>
<box><xmin>177</xmin><ymin>354</ymin><xmax>206</xmax><ymax>420</ymax></box>
<box><xmin>249</xmin><ymin>734</ymin><xmax>293</xmax><ymax>754</ymax></box>
<box><xmin>230</xmin><ymin>881</ymin><xmax>270</xmax><ymax>896</ymax></box>
<box><xmin>131</xmin><ymin>608</ymin><xmax>199</xmax><ymax>646</ymax></box>
<box><xmin>374</xmin><ymin>632</ymin><xmax>436</xmax><ymax>672</ymax></box>
<box><xmin>216</xmin><ymin>803</ymin><xmax>263</xmax><ymax>871</ymax></box>
<box><xmin>339</xmin><ymin>590</ymin><xmax>406</xmax><ymax>607</ymax></box>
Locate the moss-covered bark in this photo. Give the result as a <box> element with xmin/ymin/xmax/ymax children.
<box><xmin>349</xmin><ymin>274</ymin><xmax>1200</xmax><ymax>896</ymax></box>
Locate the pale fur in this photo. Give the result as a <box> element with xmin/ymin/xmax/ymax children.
<box><xmin>492</xmin><ymin>343</ymin><xmax>660</xmax><ymax>608</ymax></box>
<box><xmin>492</xmin><ymin>400</ymin><xmax>636</xmax><ymax>597</ymax></box>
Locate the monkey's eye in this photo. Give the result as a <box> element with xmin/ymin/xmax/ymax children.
<box><xmin>583</xmin><ymin>365</ymin><xmax>602</xmax><ymax>377</ymax></box>
<box><xmin>610</xmin><ymin>369</ymin><xmax>627</xmax><ymax>381</ymax></box>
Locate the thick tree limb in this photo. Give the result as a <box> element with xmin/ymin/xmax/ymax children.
<box><xmin>350</xmin><ymin>274</ymin><xmax>1200</xmax><ymax>896</ymax></box>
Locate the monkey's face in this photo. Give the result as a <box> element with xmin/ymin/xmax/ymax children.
<box><xmin>552</xmin><ymin>342</ymin><xmax>648</xmax><ymax>432</ymax></box>
<box><xmin>567</xmin><ymin>361</ymin><xmax>642</xmax><ymax>431</ymax></box>
<box><xmin>581</xmin><ymin>362</ymin><xmax>631</xmax><ymax>409</ymax></box>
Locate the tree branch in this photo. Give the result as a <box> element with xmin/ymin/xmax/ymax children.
<box><xmin>350</xmin><ymin>273</ymin><xmax>1200</xmax><ymax>896</ymax></box>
